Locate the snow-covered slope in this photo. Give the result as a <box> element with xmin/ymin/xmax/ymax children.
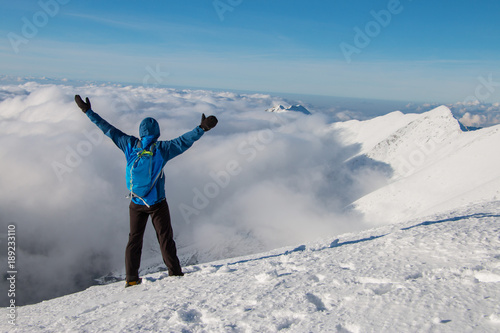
<box><xmin>335</xmin><ymin>106</ymin><xmax>500</xmax><ymax>225</ymax></box>
<box><xmin>3</xmin><ymin>201</ymin><xmax>500</xmax><ymax>332</ymax></box>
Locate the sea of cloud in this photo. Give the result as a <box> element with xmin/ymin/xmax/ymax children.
<box><xmin>0</xmin><ymin>80</ymin><xmax>498</xmax><ymax>306</ymax></box>
<box><xmin>0</xmin><ymin>82</ymin><xmax>389</xmax><ymax>306</ymax></box>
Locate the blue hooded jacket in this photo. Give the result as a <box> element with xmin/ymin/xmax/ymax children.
<box><xmin>86</xmin><ymin>109</ymin><xmax>204</xmax><ymax>206</ymax></box>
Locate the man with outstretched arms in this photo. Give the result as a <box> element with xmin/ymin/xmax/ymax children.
<box><xmin>74</xmin><ymin>95</ymin><xmax>218</xmax><ymax>287</ymax></box>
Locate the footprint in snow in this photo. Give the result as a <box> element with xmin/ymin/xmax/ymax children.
<box><xmin>143</xmin><ymin>271</ymin><xmax>177</xmax><ymax>283</ymax></box>
<box><xmin>305</xmin><ymin>292</ymin><xmax>327</xmax><ymax>312</ymax></box>
<box><xmin>276</xmin><ymin>317</ymin><xmax>297</xmax><ymax>331</ymax></box>
<box><xmin>183</xmin><ymin>265</ymin><xmax>202</xmax><ymax>274</ymax></box>
<box><xmin>308</xmin><ymin>274</ymin><xmax>320</xmax><ymax>283</ymax></box>
<box><xmin>357</xmin><ymin>277</ymin><xmax>395</xmax><ymax>295</ymax></box>
<box><xmin>177</xmin><ymin>309</ymin><xmax>202</xmax><ymax>323</ymax></box>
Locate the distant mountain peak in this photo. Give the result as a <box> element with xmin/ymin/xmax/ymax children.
<box><xmin>266</xmin><ymin>104</ymin><xmax>311</xmax><ymax>115</ymax></box>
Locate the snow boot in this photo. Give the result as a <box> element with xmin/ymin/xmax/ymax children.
<box><xmin>125</xmin><ymin>278</ymin><xmax>142</xmax><ymax>288</ymax></box>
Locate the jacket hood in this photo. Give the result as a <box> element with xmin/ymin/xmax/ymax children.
<box><xmin>139</xmin><ymin>117</ymin><xmax>160</xmax><ymax>148</ymax></box>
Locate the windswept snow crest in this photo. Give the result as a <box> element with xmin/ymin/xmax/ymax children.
<box><xmin>335</xmin><ymin>105</ymin><xmax>500</xmax><ymax>225</ymax></box>
<box><xmin>2</xmin><ymin>201</ymin><xmax>500</xmax><ymax>332</ymax></box>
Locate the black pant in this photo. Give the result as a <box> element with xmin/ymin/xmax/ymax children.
<box><xmin>126</xmin><ymin>199</ymin><xmax>183</xmax><ymax>282</ymax></box>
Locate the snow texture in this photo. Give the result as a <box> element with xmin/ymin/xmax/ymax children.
<box><xmin>2</xmin><ymin>201</ymin><xmax>500</xmax><ymax>332</ymax></box>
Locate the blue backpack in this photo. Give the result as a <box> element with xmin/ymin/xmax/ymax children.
<box><xmin>127</xmin><ymin>142</ymin><xmax>163</xmax><ymax>206</ymax></box>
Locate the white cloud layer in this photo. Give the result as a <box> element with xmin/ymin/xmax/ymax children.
<box><xmin>0</xmin><ymin>82</ymin><xmax>394</xmax><ymax>306</ymax></box>
<box><xmin>5</xmin><ymin>80</ymin><xmax>499</xmax><ymax>306</ymax></box>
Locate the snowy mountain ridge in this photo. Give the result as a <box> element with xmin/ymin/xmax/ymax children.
<box><xmin>334</xmin><ymin>105</ymin><xmax>500</xmax><ymax>225</ymax></box>
<box><xmin>365</xmin><ymin>105</ymin><xmax>462</xmax><ymax>164</ymax></box>
<box><xmin>3</xmin><ymin>201</ymin><xmax>500</xmax><ymax>332</ymax></box>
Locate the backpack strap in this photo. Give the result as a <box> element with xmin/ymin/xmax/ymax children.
<box><xmin>128</xmin><ymin>169</ymin><xmax>163</xmax><ymax>208</ymax></box>
<box><xmin>127</xmin><ymin>142</ymin><xmax>161</xmax><ymax>207</ymax></box>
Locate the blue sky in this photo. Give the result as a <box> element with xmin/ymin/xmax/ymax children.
<box><xmin>1</xmin><ymin>0</ymin><xmax>499</xmax><ymax>103</ymax></box>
